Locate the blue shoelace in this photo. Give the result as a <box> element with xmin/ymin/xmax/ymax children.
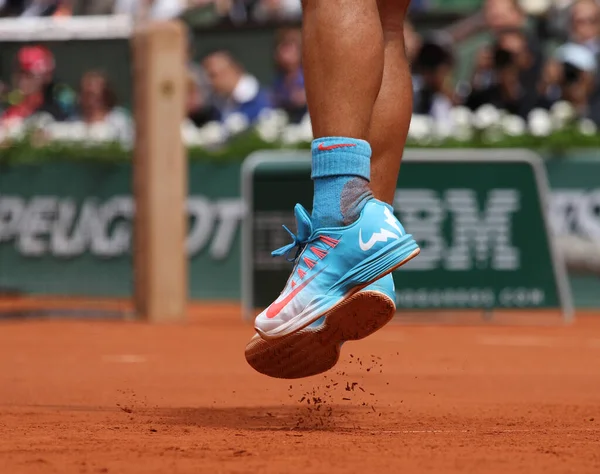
<box><xmin>271</xmin><ymin>225</ymin><xmax>311</xmax><ymax>262</ymax></box>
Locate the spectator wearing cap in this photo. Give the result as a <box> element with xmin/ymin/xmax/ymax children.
<box><xmin>271</xmin><ymin>28</ymin><xmax>307</xmax><ymax>123</ymax></box>
<box><xmin>567</xmin><ymin>0</ymin><xmax>600</xmax><ymax>122</ymax></box>
<box><xmin>202</xmin><ymin>50</ymin><xmax>271</xmax><ymax>123</ymax></box>
<box><xmin>538</xmin><ymin>43</ymin><xmax>598</xmax><ymax>122</ymax></box>
<box><xmin>2</xmin><ymin>45</ymin><xmax>74</xmax><ymax>124</ymax></box>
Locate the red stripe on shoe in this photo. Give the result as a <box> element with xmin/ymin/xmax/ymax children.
<box><xmin>311</xmin><ymin>246</ymin><xmax>328</xmax><ymax>259</ymax></box>
<box><xmin>320</xmin><ymin>235</ymin><xmax>339</xmax><ymax>247</ymax></box>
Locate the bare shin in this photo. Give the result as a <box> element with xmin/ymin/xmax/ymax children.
<box><xmin>301</xmin><ymin>0</ymin><xmax>385</xmax><ymax>140</ymax></box>
<box><xmin>369</xmin><ymin>0</ymin><xmax>413</xmax><ymax>204</ymax></box>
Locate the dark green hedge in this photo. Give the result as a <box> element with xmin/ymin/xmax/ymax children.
<box><xmin>1</xmin><ymin>129</ymin><xmax>600</xmax><ymax>165</ymax></box>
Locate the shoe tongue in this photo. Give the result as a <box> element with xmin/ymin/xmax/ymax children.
<box><xmin>293</xmin><ymin>204</ymin><xmax>313</xmax><ymax>241</ymax></box>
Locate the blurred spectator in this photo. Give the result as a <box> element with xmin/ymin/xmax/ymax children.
<box><xmin>72</xmin><ymin>0</ymin><xmax>116</xmax><ymax>15</ymax></box>
<box><xmin>412</xmin><ymin>39</ymin><xmax>456</xmax><ymax>123</ymax></box>
<box><xmin>470</xmin><ymin>46</ymin><xmax>494</xmax><ymax>91</ymax></box>
<box><xmin>498</xmin><ymin>27</ymin><xmax>538</xmax><ymax>88</ymax></box>
<box><xmin>186</xmin><ymin>72</ymin><xmax>220</xmax><ymax>127</ymax></box>
<box><xmin>484</xmin><ymin>0</ymin><xmax>528</xmax><ymax>32</ymax></box>
<box><xmin>569</xmin><ymin>0</ymin><xmax>600</xmax><ymax>50</ymax></box>
<box><xmin>252</xmin><ymin>0</ymin><xmax>301</xmax><ymax>22</ymax></box>
<box><xmin>202</xmin><ymin>50</ymin><xmax>271</xmax><ymax>123</ymax></box>
<box><xmin>8</xmin><ymin>0</ymin><xmax>74</xmax><ymax>16</ymax></box>
<box><xmin>184</xmin><ymin>0</ymin><xmax>258</xmax><ymax>24</ymax></box>
<box><xmin>538</xmin><ymin>43</ymin><xmax>597</xmax><ymax>118</ymax></box>
<box><xmin>404</xmin><ymin>19</ymin><xmax>422</xmax><ymax>64</ymax></box>
<box><xmin>568</xmin><ymin>0</ymin><xmax>600</xmax><ymax>124</ymax></box>
<box><xmin>1</xmin><ymin>46</ymin><xmax>74</xmax><ymax>124</ymax></box>
<box><xmin>69</xmin><ymin>70</ymin><xmax>132</xmax><ymax>141</ymax></box>
<box><xmin>271</xmin><ymin>28</ymin><xmax>306</xmax><ymax>123</ymax></box>
<box><xmin>466</xmin><ymin>40</ymin><xmax>535</xmax><ymax>117</ymax></box>
<box><xmin>477</xmin><ymin>0</ymin><xmax>544</xmax><ymax>95</ymax></box>
<box><xmin>468</xmin><ymin>26</ymin><xmax>542</xmax><ymax>114</ymax></box>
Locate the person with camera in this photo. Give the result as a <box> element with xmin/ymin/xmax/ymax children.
<box><xmin>538</xmin><ymin>43</ymin><xmax>597</xmax><ymax>120</ymax></box>
<box><xmin>465</xmin><ymin>29</ymin><xmax>538</xmax><ymax>118</ymax></box>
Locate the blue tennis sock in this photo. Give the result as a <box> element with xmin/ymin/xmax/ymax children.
<box><xmin>311</xmin><ymin>137</ymin><xmax>373</xmax><ymax>229</ymax></box>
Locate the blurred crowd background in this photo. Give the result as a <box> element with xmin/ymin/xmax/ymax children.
<box><xmin>1</xmin><ymin>0</ymin><xmax>600</xmax><ymax>145</ymax></box>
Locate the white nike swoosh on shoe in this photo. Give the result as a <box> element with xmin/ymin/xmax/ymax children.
<box><xmin>358</xmin><ymin>228</ymin><xmax>400</xmax><ymax>251</ymax></box>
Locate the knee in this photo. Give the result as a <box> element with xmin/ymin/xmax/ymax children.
<box><xmin>378</xmin><ymin>0</ymin><xmax>410</xmax><ymax>34</ymax></box>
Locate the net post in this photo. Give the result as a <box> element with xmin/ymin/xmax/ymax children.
<box><xmin>131</xmin><ymin>20</ymin><xmax>187</xmax><ymax>323</ymax></box>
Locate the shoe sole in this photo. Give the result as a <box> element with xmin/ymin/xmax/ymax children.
<box><xmin>257</xmin><ymin>240</ymin><xmax>420</xmax><ymax>340</ymax></box>
<box><xmin>245</xmin><ymin>290</ymin><xmax>395</xmax><ymax>379</ymax></box>
<box><xmin>245</xmin><ymin>247</ymin><xmax>420</xmax><ymax>379</ymax></box>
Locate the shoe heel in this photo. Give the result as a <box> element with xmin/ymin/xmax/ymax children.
<box><xmin>338</xmin><ymin>235</ymin><xmax>420</xmax><ymax>290</ymax></box>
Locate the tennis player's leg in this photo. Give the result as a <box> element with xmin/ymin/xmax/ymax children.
<box><xmin>246</xmin><ymin>0</ymin><xmax>418</xmax><ymax>379</ymax></box>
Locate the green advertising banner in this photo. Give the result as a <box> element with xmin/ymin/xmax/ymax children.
<box><xmin>1</xmin><ymin>150</ymin><xmax>598</xmax><ymax>311</ymax></box>
<box><xmin>241</xmin><ymin>150</ymin><xmax>573</xmax><ymax>320</ymax></box>
<box><xmin>0</xmin><ymin>162</ymin><xmax>243</xmax><ymax>299</ymax></box>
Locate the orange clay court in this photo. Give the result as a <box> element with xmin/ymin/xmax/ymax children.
<box><xmin>0</xmin><ymin>299</ymin><xmax>599</xmax><ymax>474</ymax></box>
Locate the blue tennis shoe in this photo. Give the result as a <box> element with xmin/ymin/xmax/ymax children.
<box><xmin>246</xmin><ymin>198</ymin><xmax>419</xmax><ymax>379</ymax></box>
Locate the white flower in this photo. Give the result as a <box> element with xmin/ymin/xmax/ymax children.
<box><xmin>4</xmin><ymin>118</ymin><xmax>25</xmax><ymax>139</ymax></box>
<box><xmin>449</xmin><ymin>106</ymin><xmax>473</xmax><ymax>128</ymax></box>
<box><xmin>256</xmin><ymin>109</ymin><xmax>289</xmax><ymax>142</ymax></box>
<box><xmin>528</xmin><ymin>108</ymin><xmax>552</xmax><ymax>137</ymax></box>
<box><xmin>66</xmin><ymin>122</ymin><xmax>88</xmax><ymax>142</ymax></box>
<box><xmin>408</xmin><ymin>114</ymin><xmax>433</xmax><ymax>142</ymax></box>
<box><xmin>223</xmin><ymin>112</ymin><xmax>249</xmax><ymax>136</ymax></box>
<box><xmin>181</xmin><ymin>120</ymin><xmax>205</xmax><ymax>146</ymax></box>
<box><xmin>47</xmin><ymin>121</ymin><xmax>77</xmax><ymax>141</ymax></box>
<box><xmin>281</xmin><ymin>125</ymin><xmax>303</xmax><ymax>145</ymax></box>
<box><xmin>24</xmin><ymin>112</ymin><xmax>55</xmax><ymax>131</ymax></box>
<box><xmin>483</xmin><ymin>125</ymin><xmax>504</xmax><ymax>143</ymax></box>
<box><xmin>550</xmin><ymin>100</ymin><xmax>576</xmax><ymax>130</ymax></box>
<box><xmin>198</xmin><ymin>121</ymin><xmax>226</xmax><ymax>146</ymax></box>
<box><xmin>257</xmin><ymin>108</ymin><xmax>288</xmax><ymax>132</ymax></box>
<box><xmin>473</xmin><ymin>104</ymin><xmax>501</xmax><ymax>130</ymax></box>
<box><xmin>453</xmin><ymin>123</ymin><xmax>474</xmax><ymax>142</ymax></box>
<box><xmin>256</xmin><ymin>121</ymin><xmax>280</xmax><ymax>143</ymax></box>
<box><xmin>433</xmin><ymin>119</ymin><xmax>453</xmax><ymax>141</ymax></box>
<box><xmin>46</xmin><ymin>121</ymin><xmax>88</xmax><ymax>142</ymax></box>
<box><xmin>578</xmin><ymin>118</ymin><xmax>597</xmax><ymax>136</ymax></box>
<box><xmin>551</xmin><ymin>100</ymin><xmax>575</xmax><ymax>123</ymax></box>
<box><xmin>297</xmin><ymin>116</ymin><xmax>313</xmax><ymax>142</ymax></box>
<box><xmin>86</xmin><ymin>123</ymin><xmax>115</xmax><ymax>143</ymax></box>
<box><xmin>501</xmin><ymin>114</ymin><xmax>527</xmax><ymax>136</ymax></box>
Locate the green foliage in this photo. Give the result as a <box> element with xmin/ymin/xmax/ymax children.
<box><xmin>1</xmin><ymin>128</ymin><xmax>600</xmax><ymax>166</ymax></box>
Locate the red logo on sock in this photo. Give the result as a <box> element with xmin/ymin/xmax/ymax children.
<box><xmin>318</xmin><ymin>143</ymin><xmax>357</xmax><ymax>151</ymax></box>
